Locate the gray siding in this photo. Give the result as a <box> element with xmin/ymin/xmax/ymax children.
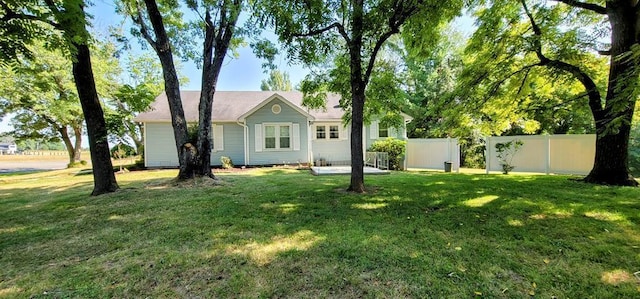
<box><xmin>145</xmin><ymin>122</ymin><xmax>179</xmax><ymax>167</ymax></box>
<box><xmin>365</xmin><ymin>120</ymin><xmax>407</xmax><ymax>149</ymax></box>
<box><xmin>311</xmin><ymin>122</ymin><xmax>350</xmax><ymax>164</ymax></box>
<box><xmin>144</xmin><ymin>122</ymin><xmax>245</xmax><ymax>167</ymax></box>
<box><xmin>246</xmin><ymin>98</ymin><xmax>310</xmax><ymax>165</ymax></box>
<box><xmin>211</xmin><ymin>123</ymin><xmax>245</xmax><ymax>166</ymax></box>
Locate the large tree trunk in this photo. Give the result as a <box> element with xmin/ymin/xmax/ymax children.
<box><xmin>143</xmin><ymin>0</ymin><xmax>191</xmax><ymax>179</ymax></box>
<box><xmin>585</xmin><ymin>113</ymin><xmax>637</xmax><ymax>185</ymax></box>
<box><xmin>347</xmin><ymin>0</ymin><xmax>366</xmax><ymax>193</ymax></box>
<box><xmin>584</xmin><ymin>1</ymin><xmax>638</xmax><ymax>186</ymax></box>
<box><xmin>349</xmin><ymin>90</ymin><xmax>366</xmax><ymax>192</ymax></box>
<box><xmin>71</xmin><ymin>42</ymin><xmax>119</xmax><ymax>195</ymax></box>
<box><xmin>194</xmin><ymin>7</ymin><xmax>238</xmax><ymax>178</ymax></box>
<box><xmin>195</xmin><ymin>11</ymin><xmax>216</xmax><ymax>179</ymax></box>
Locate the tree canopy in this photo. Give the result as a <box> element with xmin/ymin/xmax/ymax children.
<box><xmin>0</xmin><ymin>40</ymin><xmax>120</xmax><ymax>165</ymax></box>
<box><xmin>254</xmin><ymin>0</ymin><xmax>464</xmax><ymax>192</ymax></box>
<box><xmin>260</xmin><ymin>69</ymin><xmax>293</xmax><ymax>91</ymax></box>
<box><xmin>459</xmin><ymin>0</ymin><xmax>638</xmax><ymax>186</ymax></box>
<box><xmin>1</xmin><ymin>0</ymin><xmax>119</xmax><ymax>194</ymax></box>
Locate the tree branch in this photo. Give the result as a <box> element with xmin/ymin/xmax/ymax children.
<box><xmin>552</xmin><ymin>0</ymin><xmax>606</xmax><ymax>14</ymax></box>
<box><xmin>522</xmin><ymin>0</ymin><xmax>604</xmax><ymax>114</ymax></box>
<box><xmin>133</xmin><ymin>3</ymin><xmax>158</xmax><ymax>51</ymax></box>
<box><xmin>293</xmin><ymin>22</ymin><xmax>351</xmax><ymax>44</ymax></box>
<box><xmin>364</xmin><ymin>1</ymin><xmax>422</xmax><ymax>85</ymax></box>
<box><xmin>1</xmin><ymin>0</ymin><xmax>59</xmax><ymax>29</ymax></box>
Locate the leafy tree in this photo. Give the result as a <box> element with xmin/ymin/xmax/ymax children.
<box><xmin>0</xmin><ymin>0</ymin><xmax>119</xmax><ymax>194</ymax></box>
<box><xmin>0</xmin><ymin>41</ymin><xmax>120</xmax><ymax>166</ymax></box>
<box><xmin>254</xmin><ymin>0</ymin><xmax>463</xmax><ymax>192</ymax></box>
<box><xmin>121</xmin><ymin>0</ymin><xmax>242</xmax><ymax>180</ymax></box>
<box><xmin>105</xmin><ymin>52</ymin><xmax>171</xmax><ymax>154</ymax></box>
<box><xmin>400</xmin><ymin>27</ymin><xmax>466</xmax><ymax>139</ymax></box>
<box><xmin>461</xmin><ymin>0</ymin><xmax>638</xmax><ymax>186</ymax></box>
<box><xmin>260</xmin><ymin>69</ymin><xmax>293</xmax><ymax>91</ymax></box>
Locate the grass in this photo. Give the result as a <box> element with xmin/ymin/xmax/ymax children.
<box><xmin>1</xmin><ymin>168</ymin><xmax>640</xmax><ymax>298</ymax></box>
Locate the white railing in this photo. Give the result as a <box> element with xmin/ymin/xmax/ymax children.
<box><xmin>365</xmin><ymin>152</ymin><xmax>389</xmax><ymax>170</ymax></box>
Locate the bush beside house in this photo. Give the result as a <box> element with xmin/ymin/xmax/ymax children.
<box><xmin>369</xmin><ymin>138</ymin><xmax>407</xmax><ymax>170</ymax></box>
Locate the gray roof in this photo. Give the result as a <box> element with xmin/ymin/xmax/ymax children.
<box><xmin>134</xmin><ymin>91</ymin><xmax>345</xmax><ymax>122</ymax></box>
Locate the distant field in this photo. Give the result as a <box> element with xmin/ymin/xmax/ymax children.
<box><xmin>0</xmin><ymin>151</ymin><xmax>90</xmax><ymax>162</ymax></box>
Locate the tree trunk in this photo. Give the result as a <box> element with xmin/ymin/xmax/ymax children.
<box><xmin>195</xmin><ymin>11</ymin><xmax>216</xmax><ymax>179</ymax></box>
<box><xmin>194</xmin><ymin>7</ymin><xmax>238</xmax><ymax>178</ymax></box>
<box><xmin>71</xmin><ymin>42</ymin><xmax>119</xmax><ymax>195</ymax></box>
<box><xmin>347</xmin><ymin>0</ymin><xmax>366</xmax><ymax>193</ymax></box>
<box><xmin>72</xmin><ymin>124</ymin><xmax>82</xmax><ymax>162</ymax></box>
<box><xmin>58</xmin><ymin>126</ymin><xmax>76</xmax><ymax>166</ymax></box>
<box><xmin>143</xmin><ymin>0</ymin><xmax>191</xmax><ymax>179</ymax></box>
<box><xmin>584</xmin><ymin>1</ymin><xmax>638</xmax><ymax>186</ymax></box>
<box><xmin>132</xmin><ymin>122</ymin><xmax>144</xmax><ymax>156</ymax></box>
<box><xmin>585</xmin><ymin>114</ymin><xmax>637</xmax><ymax>185</ymax></box>
<box><xmin>349</xmin><ymin>89</ymin><xmax>366</xmax><ymax>192</ymax></box>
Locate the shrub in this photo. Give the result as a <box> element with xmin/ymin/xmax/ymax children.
<box><xmin>495</xmin><ymin>139</ymin><xmax>523</xmax><ymax>174</ymax></box>
<box><xmin>67</xmin><ymin>160</ymin><xmax>88</xmax><ymax>168</ymax></box>
<box><xmin>220</xmin><ymin>156</ymin><xmax>234</xmax><ymax>169</ymax></box>
<box><xmin>110</xmin><ymin>143</ymin><xmax>136</xmax><ymax>159</ymax></box>
<box><xmin>369</xmin><ymin>138</ymin><xmax>407</xmax><ymax>170</ymax></box>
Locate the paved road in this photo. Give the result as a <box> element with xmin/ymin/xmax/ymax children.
<box><xmin>0</xmin><ymin>161</ymin><xmax>68</xmax><ymax>173</ymax></box>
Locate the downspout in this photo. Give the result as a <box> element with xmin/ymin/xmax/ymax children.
<box><xmin>404</xmin><ymin>118</ymin><xmax>411</xmax><ymax>170</ymax></box>
<box><xmin>308</xmin><ymin>120</ymin><xmax>313</xmax><ymax>166</ymax></box>
<box><xmin>237</xmin><ymin>120</ymin><xmax>249</xmax><ymax>166</ymax></box>
<box><xmin>142</xmin><ymin>122</ymin><xmax>148</xmax><ymax>167</ymax></box>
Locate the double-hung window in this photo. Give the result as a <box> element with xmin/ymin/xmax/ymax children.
<box><xmin>378</xmin><ymin>125</ymin><xmax>389</xmax><ymax>138</ymax></box>
<box><xmin>329</xmin><ymin>125</ymin><xmax>339</xmax><ymax>139</ymax></box>
<box><xmin>315</xmin><ymin>124</ymin><xmax>341</xmax><ymax>140</ymax></box>
<box><xmin>264</xmin><ymin>124</ymin><xmax>291</xmax><ymax>150</ymax></box>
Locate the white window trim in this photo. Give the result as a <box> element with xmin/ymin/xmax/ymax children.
<box><xmin>314</xmin><ymin>123</ymin><xmax>345</xmax><ymax>141</ymax></box>
<box><xmin>263</xmin><ymin>122</ymin><xmax>293</xmax><ymax>151</ymax></box>
<box><xmin>379</xmin><ymin>125</ymin><xmax>389</xmax><ymax>138</ymax></box>
<box><xmin>212</xmin><ymin>124</ymin><xmax>224</xmax><ymax>152</ymax></box>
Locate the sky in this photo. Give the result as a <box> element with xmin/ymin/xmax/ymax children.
<box><xmin>0</xmin><ymin>1</ymin><xmax>474</xmax><ymax>135</ymax></box>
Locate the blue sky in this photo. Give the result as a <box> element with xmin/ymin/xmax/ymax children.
<box><xmin>0</xmin><ymin>1</ymin><xmax>473</xmax><ymax>135</ymax></box>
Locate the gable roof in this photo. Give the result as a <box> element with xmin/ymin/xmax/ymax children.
<box><xmin>134</xmin><ymin>91</ymin><xmax>345</xmax><ymax>123</ymax></box>
<box><xmin>237</xmin><ymin>93</ymin><xmax>315</xmax><ymax>121</ymax></box>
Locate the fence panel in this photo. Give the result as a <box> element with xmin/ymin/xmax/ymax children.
<box><xmin>549</xmin><ymin>135</ymin><xmax>596</xmax><ymax>174</ymax></box>
<box><xmin>486</xmin><ymin>134</ymin><xmax>595</xmax><ymax>175</ymax></box>
<box><xmin>406</xmin><ymin>138</ymin><xmax>460</xmax><ymax>171</ymax></box>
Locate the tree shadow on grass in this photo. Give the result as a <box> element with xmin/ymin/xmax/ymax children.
<box><xmin>1</xmin><ymin>169</ymin><xmax>639</xmax><ymax>297</ymax></box>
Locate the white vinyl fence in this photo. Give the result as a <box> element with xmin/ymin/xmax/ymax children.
<box><xmin>486</xmin><ymin>134</ymin><xmax>595</xmax><ymax>175</ymax></box>
<box><xmin>406</xmin><ymin>138</ymin><xmax>460</xmax><ymax>172</ymax></box>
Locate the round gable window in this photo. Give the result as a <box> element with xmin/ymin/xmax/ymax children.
<box><xmin>272</xmin><ymin>104</ymin><xmax>281</xmax><ymax>114</ymax></box>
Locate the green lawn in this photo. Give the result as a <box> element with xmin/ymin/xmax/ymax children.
<box><xmin>1</xmin><ymin>168</ymin><xmax>639</xmax><ymax>298</ymax></box>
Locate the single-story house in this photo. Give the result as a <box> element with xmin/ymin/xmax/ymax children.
<box><xmin>134</xmin><ymin>91</ymin><xmax>411</xmax><ymax>167</ymax></box>
<box><xmin>0</xmin><ymin>143</ymin><xmax>17</xmax><ymax>155</ymax></box>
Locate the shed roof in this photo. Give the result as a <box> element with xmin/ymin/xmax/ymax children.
<box><xmin>134</xmin><ymin>91</ymin><xmax>345</xmax><ymax>123</ymax></box>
